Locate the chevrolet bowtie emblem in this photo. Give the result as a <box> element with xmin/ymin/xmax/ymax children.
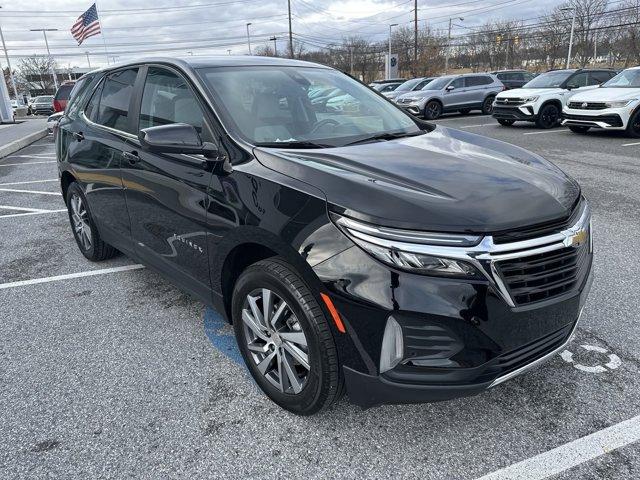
<box><xmin>567</xmin><ymin>229</ymin><xmax>588</xmax><ymax>248</ymax></box>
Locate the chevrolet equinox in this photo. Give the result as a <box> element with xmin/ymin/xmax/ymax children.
<box><xmin>57</xmin><ymin>57</ymin><xmax>593</xmax><ymax>415</ymax></box>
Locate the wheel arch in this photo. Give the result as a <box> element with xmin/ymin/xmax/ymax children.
<box><xmin>538</xmin><ymin>98</ymin><xmax>563</xmax><ymax>114</ymax></box>
<box><xmin>60</xmin><ymin>170</ymin><xmax>77</xmax><ymax>204</ymax></box>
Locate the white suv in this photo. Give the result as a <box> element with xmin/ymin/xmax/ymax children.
<box><xmin>562</xmin><ymin>66</ymin><xmax>640</xmax><ymax>138</ymax></box>
<box><xmin>492</xmin><ymin>69</ymin><xmax>617</xmax><ymax>129</ymax></box>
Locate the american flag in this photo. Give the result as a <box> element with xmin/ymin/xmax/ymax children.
<box><xmin>71</xmin><ymin>4</ymin><xmax>101</xmax><ymax>45</ymax></box>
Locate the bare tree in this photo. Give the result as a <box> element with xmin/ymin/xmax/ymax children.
<box><xmin>17</xmin><ymin>56</ymin><xmax>58</xmax><ymax>95</ymax></box>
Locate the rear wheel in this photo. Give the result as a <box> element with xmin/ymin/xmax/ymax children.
<box><xmin>65</xmin><ymin>182</ymin><xmax>118</xmax><ymax>261</ymax></box>
<box><xmin>497</xmin><ymin>119</ymin><xmax>515</xmax><ymax>126</ymax></box>
<box><xmin>626</xmin><ymin>110</ymin><xmax>640</xmax><ymax>138</ymax></box>
<box><xmin>424</xmin><ymin>100</ymin><xmax>442</xmax><ymax>120</ymax></box>
<box><xmin>481</xmin><ymin>96</ymin><xmax>495</xmax><ymax>114</ymax></box>
<box><xmin>535</xmin><ymin>104</ymin><xmax>561</xmax><ymax>129</ymax></box>
<box><xmin>232</xmin><ymin>258</ymin><xmax>344</xmax><ymax>415</ymax></box>
<box><xmin>569</xmin><ymin>125</ymin><xmax>591</xmax><ymax>134</ymax></box>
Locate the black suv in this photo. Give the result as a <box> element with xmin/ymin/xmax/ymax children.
<box><xmin>57</xmin><ymin>57</ymin><xmax>593</xmax><ymax>414</ymax></box>
<box><xmin>490</xmin><ymin>69</ymin><xmax>536</xmax><ymax>89</ymax></box>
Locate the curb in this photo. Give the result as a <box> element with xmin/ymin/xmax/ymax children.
<box><xmin>0</xmin><ymin>128</ymin><xmax>49</xmax><ymax>159</ymax></box>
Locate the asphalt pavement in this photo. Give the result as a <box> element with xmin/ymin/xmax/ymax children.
<box><xmin>0</xmin><ymin>121</ymin><xmax>639</xmax><ymax>479</ymax></box>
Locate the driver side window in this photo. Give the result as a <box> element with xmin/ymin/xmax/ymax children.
<box><xmin>568</xmin><ymin>73</ymin><xmax>588</xmax><ymax>88</ymax></box>
<box><xmin>139</xmin><ymin>67</ymin><xmax>205</xmax><ymax>134</ymax></box>
<box><xmin>450</xmin><ymin>78</ymin><xmax>465</xmax><ymax>89</ymax></box>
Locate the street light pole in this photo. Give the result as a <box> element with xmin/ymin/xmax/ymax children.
<box><xmin>246</xmin><ymin>23</ymin><xmax>252</xmax><ymax>55</ymax></box>
<box><xmin>30</xmin><ymin>28</ymin><xmax>59</xmax><ymax>91</ymax></box>
<box><xmin>388</xmin><ymin>23</ymin><xmax>398</xmax><ymax>79</ymax></box>
<box><xmin>0</xmin><ymin>7</ymin><xmax>19</xmax><ymax>102</ymax></box>
<box><xmin>270</xmin><ymin>36</ymin><xmax>278</xmax><ymax>56</ymax></box>
<box><xmin>562</xmin><ymin>7</ymin><xmax>576</xmax><ymax>69</ymax></box>
<box><xmin>85</xmin><ymin>51</ymin><xmax>91</xmax><ymax>68</ymax></box>
<box><xmin>445</xmin><ymin>17</ymin><xmax>463</xmax><ymax>74</ymax></box>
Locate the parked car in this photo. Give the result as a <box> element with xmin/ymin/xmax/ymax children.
<box><xmin>562</xmin><ymin>66</ymin><xmax>640</xmax><ymax>137</ymax></box>
<box><xmin>47</xmin><ymin>111</ymin><xmax>64</xmax><ymax>136</ymax></box>
<box><xmin>371</xmin><ymin>82</ymin><xmax>402</xmax><ymax>93</ymax></box>
<box><xmin>54</xmin><ymin>81</ymin><xmax>76</xmax><ymax>112</ymax></box>
<box><xmin>382</xmin><ymin>76</ymin><xmax>435</xmax><ymax>101</ymax></box>
<box><xmin>492</xmin><ymin>68</ymin><xmax>618</xmax><ymax>129</ymax></box>
<box><xmin>57</xmin><ymin>57</ymin><xmax>592</xmax><ymax>414</ymax></box>
<box><xmin>31</xmin><ymin>95</ymin><xmax>55</xmax><ymax>115</ymax></box>
<box><xmin>491</xmin><ymin>70</ymin><xmax>536</xmax><ymax>90</ymax></box>
<box><xmin>395</xmin><ymin>73</ymin><xmax>504</xmax><ymax>119</ymax></box>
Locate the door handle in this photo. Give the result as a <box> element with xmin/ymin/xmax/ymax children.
<box><xmin>73</xmin><ymin>131</ymin><xmax>84</xmax><ymax>142</ymax></box>
<box><xmin>122</xmin><ymin>151</ymin><xmax>140</xmax><ymax>165</ymax></box>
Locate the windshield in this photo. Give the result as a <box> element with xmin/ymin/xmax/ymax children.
<box><xmin>603</xmin><ymin>69</ymin><xmax>640</xmax><ymax>88</ymax></box>
<box><xmin>523</xmin><ymin>71</ymin><xmax>573</xmax><ymax>88</ymax></box>
<box><xmin>396</xmin><ymin>78</ymin><xmax>424</xmax><ymax>92</ymax></box>
<box><xmin>197</xmin><ymin>66</ymin><xmax>420</xmax><ymax>147</ymax></box>
<box><xmin>35</xmin><ymin>96</ymin><xmax>53</xmax><ymax>102</ymax></box>
<box><xmin>421</xmin><ymin>77</ymin><xmax>452</xmax><ymax>90</ymax></box>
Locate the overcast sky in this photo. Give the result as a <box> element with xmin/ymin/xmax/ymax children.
<box><xmin>0</xmin><ymin>0</ymin><xmax>559</xmax><ymax>69</ymax></box>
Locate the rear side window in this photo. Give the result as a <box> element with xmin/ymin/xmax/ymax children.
<box><xmin>589</xmin><ymin>71</ymin><xmax>614</xmax><ymax>85</ymax></box>
<box><xmin>466</xmin><ymin>76</ymin><xmax>493</xmax><ymax>87</ymax></box>
<box><xmin>96</xmin><ymin>68</ymin><xmax>139</xmax><ymax>133</ymax></box>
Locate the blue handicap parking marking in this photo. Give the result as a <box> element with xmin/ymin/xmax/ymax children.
<box><xmin>203</xmin><ymin>307</ymin><xmax>243</xmax><ymax>365</ymax></box>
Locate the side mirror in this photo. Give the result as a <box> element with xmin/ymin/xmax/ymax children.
<box><xmin>566</xmin><ymin>84</ymin><xmax>579</xmax><ymax>91</ymax></box>
<box><xmin>139</xmin><ymin>123</ymin><xmax>218</xmax><ymax>158</ymax></box>
<box><xmin>446</xmin><ymin>85</ymin><xmax>455</xmax><ymax>91</ymax></box>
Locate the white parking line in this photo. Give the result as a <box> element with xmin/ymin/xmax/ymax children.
<box><xmin>0</xmin><ymin>161</ymin><xmax>56</xmax><ymax>167</ymax></box>
<box><xmin>5</xmin><ymin>155</ymin><xmax>57</xmax><ymax>159</ymax></box>
<box><xmin>475</xmin><ymin>414</ymin><xmax>640</xmax><ymax>480</ymax></box>
<box><xmin>0</xmin><ymin>264</ymin><xmax>145</xmax><ymax>290</ymax></box>
<box><xmin>0</xmin><ymin>187</ymin><xmax>61</xmax><ymax>196</ymax></box>
<box><xmin>0</xmin><ymin>205</ymin><xmax>50</xmax><ymax>213</ymax></box>
<box><xmin>0</xmin><ymin>209</ymin><xmax>66</xmax><ymax>219</ymax></box>
<box><xmin>622</xmin><ymin>141</ymin><xmax>640</xmax><ymax>147</ymax></box>
<box><xmin>0</xmin><ymin>179</ymin><xmax>57</xmax><ymax>186</ymax></box>
<box><xmin>460</xmin><ymin>123</ymin><xmax>496</xmax><ymax>128</ymax></box>
<box><xmin>523</xmin><ymin>129</ymin><xmax>570</xmax><ymax>136</ymax></box>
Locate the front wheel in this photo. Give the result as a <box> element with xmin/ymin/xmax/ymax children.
<box><xmin>232</xmin><ymin>258</ymin><xmax>344</xmax><ymax>415</ymax></box>
<box><xmin>569</xmin><ymin>125</ymin><xmax>591</xmax><ymax>134</ymax></box>
<box><xmin>626</xmin><ymin>110</ymin><xmax>640</xmax><ymax>138</ymax></box>
<box><xmin>424</xmin><ymin>100</ymin><xmax>442</xmax><ymax>120</ymax></box>
<box><xmin>497</xmin><ymin>119</ymin><xmax>515</xmax><ymax>126</ymax></box>
<box><xmin>481</xmin><ymin>96</ymin><xmax>495</xmax><ymax>114</ymax></box>
<box><xmin>535</xmin><ymin>104</ymin><xmax>561</xmax><ymax>129</ymax></box>
<box><xmin>66</xmin><ymin>182</ymin><xmax>118</xmax><ymax>261</ymax></box>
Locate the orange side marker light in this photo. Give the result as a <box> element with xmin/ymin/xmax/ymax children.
<box><xmin>320</xmin><ymin>293</ymin><xmax>346</xmax><ymax>334</ymax></box>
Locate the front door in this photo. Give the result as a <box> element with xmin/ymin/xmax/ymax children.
<box><xmin>443</xmin><ymin>77</ymin><xmax>467</xmax><ymax>109</ymax></box>
<box><xmin>121</xmin><ymin>65</ymin><xmax>214</xmax><ymax>299</ymax></box>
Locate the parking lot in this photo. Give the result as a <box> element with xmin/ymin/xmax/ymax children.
<box><xmin>1</xmin><ymin>120</ymin><xmax>639</xmax><ymax>479</ymax></box>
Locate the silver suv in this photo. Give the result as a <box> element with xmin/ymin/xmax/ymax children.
<box><xmin>395</xmin><ymin>74</ymin><xmax>504</xmax><ymax>119</ymax></box>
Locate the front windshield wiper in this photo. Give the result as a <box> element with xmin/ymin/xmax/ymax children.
<box><xmin>343</xmin><ymin>130</ymin><xmax>426</xmax><ymax>146</ymax></box>
<box><xmin>254</xmin><ymin>140</ymin><xmax>333</xmax><ymax>149</ymax></box>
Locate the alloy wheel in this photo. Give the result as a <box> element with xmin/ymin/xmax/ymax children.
<box><xmin>483</xmin><ymin>97</ymin><xmax>494</xmax><ymax>114</ymax></box>
<box><xmin>540</xmin><ymin>106</ymin><xmax>559</xmax><ymax>128</ymax></box>
<box><xmin>632</xmin><ymin>114</ymin><xmax>640</xmax><ymax>136</ymax></box>
<box><xmin>70</xmin><ymin>194</ymin><xmax>92</xmax><ymax>250</ymax></box>
<box><xmin>425</xmin><ymin>102</ymin><xmax>441</xmax><ymax>119</ymax></box>
<box><xmin>241</xmin><ymin>288</ymin><xmax>310</xmax><ymax>394</ymax></box>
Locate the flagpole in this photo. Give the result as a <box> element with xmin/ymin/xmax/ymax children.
<box><xmin>94</xmin><ymin>2</ymin><xmax>109</xmax><ymax>65</ymax></box>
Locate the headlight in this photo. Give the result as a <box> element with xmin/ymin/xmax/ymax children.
<box><xmin>333</xmin><ymin>215</ymin><xmax>482</xmax><ymax>278</ymax></box>
<box><xmin>605</xmin><ymin>99</ymin><xmax>637</xmax><ymax>108</ymax></box>
<box><xmin>522</xmin><ymin>96</ymin><xmax>539</xmax><ymax>102</ymax></box>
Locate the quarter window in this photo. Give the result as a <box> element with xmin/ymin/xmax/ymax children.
<box><xmin>84</xmin><ymin>79</ymin><xmax>104</xmax><ymax>122</ymax></box>
<box><xmin>139</xmin><ymin>67</ymin><xmax>205</xmax><ymax>133</ymax></box>
<box><xmin>95</xmin><ymin>68</ymin><xmax>139</xmax><ymax>133</ymax></box>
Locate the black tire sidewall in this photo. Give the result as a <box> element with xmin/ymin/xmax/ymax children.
<box><xmin>482</xmin><ymin>96</ymin><xmax>495</xmax><ymax>114</ymax></box>
<box><xmin>627</xmin><ymin>110</ymin><xmax>640</xmax><ymax>138</ymax></box>
<box><xmin>66</xmin><ymin>183</ymin><xmax>98</xmax><ymax>260</ymax></box>
<box><xmin>537</xmin><ymin>104</ymin><xmax>560</xmax><ymax>129</ymax></box>
<box><xmin>232</xmin><ymin>261</ymin><xmax>331</xmax><ymax>414</ymax></box>
<box><xmin>424</xmin><ymin>101</ymin><xmax>442</xmax><ymax>119</ymax></box>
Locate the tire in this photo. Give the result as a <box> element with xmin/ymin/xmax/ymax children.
<box><xmin>424</xmin><ymin>100</ymin><xmax>442</xmax><ymax>120</ymax></box>
<box><xmin>65</xmin><ymin>182</ymin><xmax>118</xmax><ymax>261</ymax></box>
<box><xmin>569</xmin><ymin>125</ymin><xmax>591</xmax><ymax>134</ymax></box>
<box><xmin>626</xmin><ymin>109</ymin><xmax>640</xmax><ymax>138</ymax></box>
<box><xmin>232</xmin><ymin>258</ymin><xmax>344</xmax><ymax>415</ymax></box>
<box><xmin>481</xmin><ymin>96</ymin><xmax>495</xmax><ymax>115</ymax></box>
<box><xmin>535</xmin><ymin>103</ymin><xmax>561</xmax><ymax>129</ymax></box>
<box><xmin>458</xmin><ymin>108</ymin><xmax>471</xmax><ymax>115</ymax></box>
<box><xmin>497</xmin><ymin>119</ymin><xmax>515</xmax><ymax>126</ymax></box>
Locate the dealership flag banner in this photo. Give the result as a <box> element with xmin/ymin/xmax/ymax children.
<box><xmin>71</xmin><ymin>3</ymin><xmax>101</xmax><ymax>45</ymax></box>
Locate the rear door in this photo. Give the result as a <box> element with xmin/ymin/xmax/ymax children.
<box><xmin>121</xmin><ymin>65</ymin><xmax>214</xmax><ymax>298</ymax></box>
<box><xmin>461</xmin><ymin>75</ymin><xmax>494</xmax><ymax>106</ymax></box>
<box><xmin>61</xmin><ymin>68</ymin><xmax>139</xmax><ymax>251</ymax></box>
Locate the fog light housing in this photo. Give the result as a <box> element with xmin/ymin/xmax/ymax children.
<box><xmin>380</xmin><ymin>317</ymin><xmax>404</xmax><ymax>373</ymax></box>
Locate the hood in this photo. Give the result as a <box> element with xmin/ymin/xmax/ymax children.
<box><xmin>569</xmin><ymin>87</ymin><xmax>640</xmax><ymax>102</ymax></box>
<box><xmin>497</xmin><ymin>87</ymin><xmax>564</xmax><ymax>98</ymax></box>
<box><xmin>383</xmin><ymin>91</ymin><xmax>405</xmax><ymax>100</ymax></box>
<box><xmin>396</xmin><ymin>90</ymin><xmax>435</xmax><ymax>100</ymax></box>
<box><xmin>253</xmin><ymin>127</ymin><xmax>580</xmax><ymax>234</ymax></box>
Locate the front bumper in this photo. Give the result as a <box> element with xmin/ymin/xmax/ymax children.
<box><xmin>492</xmin><ymin>104</ymin><xmax>536</xmax><ymax>121</ymax></box>
<box><xmin>397</xmin><ymin>103</ymin><xmax>423</xmax><ymax>116</ymax></box>
<box><xmin>562</xmin><ymin>109</ymin><xmax>627</xmax><ymax>129</ymax></box>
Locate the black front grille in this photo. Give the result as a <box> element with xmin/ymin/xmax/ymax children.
<box><xmin>496</xmin><ymin>241</ymin><xmax>590</xmax><ymax>306</ymax></box>
<box><xmin>563</xmin><ymin>113</ymin><xmax>623</xmax><ymax>127</ymax></box>
<box><xmin>568</xmin><ymin>101</ymin><xmax>608</xmax><ymax>110</ymax></box>
<box><xmin>495</xmin><ymin>324</ymin><xmax>573</xmax><ymax>375</ymax></box>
